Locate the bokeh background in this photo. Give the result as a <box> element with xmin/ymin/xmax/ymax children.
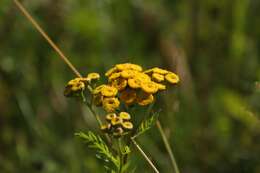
<box><xmin>1</xmin><ymin>0</ymin><xmax>260</xmax><ymax>172</ymax></box>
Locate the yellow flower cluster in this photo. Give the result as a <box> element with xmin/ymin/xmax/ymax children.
<box><xmin>93</xmin><ymin>84</ymin><xmax>120</xmax><ymax>112</ymax></box>
<box><xmin>101</xmin><ymin>112</ymin><xmax>133</xmax><ymax>137</ymax></box>
<box><xmin>64</xmin><ymin>64</ymin><xmax>179</xmax><ymax>111</ymax></box>
<box><xmin>64</xmin><ymin>72</ymin><xmax>100</xmax><ymax>97</ymax></box>
<box><xmin>105</xmin><ymin>63</ymin><xmax>179</xmax><ymax>106</ymax></box>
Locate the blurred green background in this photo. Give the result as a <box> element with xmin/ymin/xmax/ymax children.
<box><xmin>1</xmin><ymin>0</ymin><xmax>260</xmax><ymax>172</ymax></box>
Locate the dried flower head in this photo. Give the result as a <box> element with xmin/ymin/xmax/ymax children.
<box><xmin>120</xmin><ymin>89</ymin><xmax>137</xmax><ymax>105</ymax></box>
<box><xmin>137</xmin><ymin>92</ymin><xmax>154</xmax><ymax>106</ymax></box>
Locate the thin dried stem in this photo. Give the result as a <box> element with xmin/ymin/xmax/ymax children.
<box><xmin>13</xmin><ymin>0</ymin><xmax>82</xmax><ymax>78</ymax></box>
<box><xmin>131</xmin><ymin>138</ymin><xmax>159</xmax><ymax>173</ymax></box>
<box><xmin>156</xmin><ymin>120</ymin><xmax>180</xmax><ymax>173</ymax></box>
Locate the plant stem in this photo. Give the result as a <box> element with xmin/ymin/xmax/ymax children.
<box><xmin>118</xmin><ymin>138</ymin><xmax>123</xmax><ymax>173</ymax></box>
<box><xmin>81</xmin><ymin>92</ymin><xmax>102</xmax><ymax>126</ymax></box>
<box><xmin>13</xmin><ymin>0</ymin><xmax>82</xmax><ymax>78</ymax></box>
<box><xmin>131</xmin><ymin>138</ymin><xmax>159</xmax><ymax>173</ymax></box>
<box><xmin>156</xmin><ymin>120</ymin><xmax>180</xmax><ymax>173</ymax></box>
<box><xmin>81</xmin><ymin>92</ymin><xmax>112</xmax><ymax>144</ymax></box>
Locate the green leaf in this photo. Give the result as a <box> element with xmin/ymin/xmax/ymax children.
<box><xmin>75</xmin><ymin>131</ymin><xmax>120</xmax><ymax>170</ymax></box>
<box><xmin>135</xmin><ymin>111</ymin><xmax>159</xmax><ymax>138</ymax></box>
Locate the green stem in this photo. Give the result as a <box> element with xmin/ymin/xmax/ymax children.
<box><xmin>131</xmin><ymin>138</ymin><xmax>159</xmax><ymax>173</ymax></box>
<box><xmin>81</xmin><ymin>92</ymin><xmax>102</xmax><ymax>126</ymax></box>
<box><xmin>156</xmin><ymin>120</ymin><xmax>180</xmax><ymax>173</ymax></box>
<box><xmin>81</xmin><ymin>92</ymin><xmax>112</xmax><ymax>144</ymax></box>
<box><xmin>118</xmin><ymin>138</ymin><xmax>123</xmax><ymax>173</ymax></box>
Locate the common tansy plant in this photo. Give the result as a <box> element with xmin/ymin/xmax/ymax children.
<box><xmin>64</xmin><ymin>63</ymin><xmax>179</xmax><ymax>173</ymax></box>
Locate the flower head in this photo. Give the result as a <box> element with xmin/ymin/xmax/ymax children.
<box><xmin>137</xmin><ymin>92</ymin><xmax>154</xmax><ymax>106</ymax></box>
<box><xmin>152</xmin><ymin>73</ymin><xmax>164</xmax><ymax>82</ymax></box>
<box><xmin>116</xmin><ymin>63</ymin><xmax>142</xmax><ymax>72</ymax></box>
<box><xmin>111</xmin><ymin>116</ymin><xmax>123</xmax><ymax>126</ymax></box>
<box><xmin>121</xmin><ymin>70</ymin><xmax>138</xmax><ymax>79</ymax></box>
<box><xmin>119</xmin><ymin>112</ymin><xmax>131</xmax><ymax>120</ymax></box>
<box><xmin>156</xmin><ymin>83</ymin><xmax>166</xmax><ymax>90</ymax></box>
<box><xmin>122</xmin><ymin>122</ymin><xmax>133</xmax><ymax>130</ymax></box>
<box><xmin>108</xmin><ymin>72</ymin><xmax>121</xmax><ymax>81</ymax></box>
<box><xmin>144</xmin><ymin>67</ymin><xmax>169</xmax><ymax>75</ymax></box>
<box><xmin>93</xmin><ymin>84</ymin><xmax>106</xmax><ymax>94</ymax></box>
<box><xmin>100</xmin><ymin>85</ymin><xmax>118</xmax><ymax>97</ymax></box>
<box><xmin>86</xmin><ymin>72</ymin><xmax>100</xmax><ymax>82</ymax></box>
<box><xmin>100</xmin><ymin>124</ymin><xmax>111</xmax><ymax>133</ymax></box>
<box><xmin>111</xmin><ymin>78</ymin><xmax>127</xmax><ymax>91</ymax></box>
<box><xmin>64</xmin><ymin>78</ymin><xmax>86</xmax><ymax>97</ymax></box>
<box><xmin>106</xmin><ymin>113</ymin><xmax>117</xmax><ymax>121</ymax></box>
<box><xmin>105</xmin><ymin>67</ymin><xmax>118</xmax><ymax>77</ymax></box>
<box><xmin>141</xmin><ymin>81</ymin><xmax>159</xmax><ymax>94</ymax></box>
<box><xmin>165</xmin><ymin>73</ymin><xmax>179</xmax><ymax>84</ymax></box>
<box><xmin>102</xmin><ymin>97</ymin><xmax>120</xmax><ymax>112</ymax></box>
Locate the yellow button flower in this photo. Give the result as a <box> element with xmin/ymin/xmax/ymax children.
<box><xmin>165</xmin><ymin>72</ymin><xmax>179</xmax><ymax>84</ymax></box>
<box><xmin>128</xmin><ymin>73</ymin><xmax>150</xmax><ymax>89</ymax></box>
<box><xmin>119</xmin><ymin>112</ymin><xmax>131</xmax><ymax>120</ymax></box>
<box><xmin>137</xmin><ymin>93</ymin><xmax>154</xmax><ymax>106</ymax></box>
<box><xmin>121</xmin><ymin>70</ymin><xmax>138</xmax><ymax>79</ymax></box>
<box><xmin>153</xmin><ymin>67</ymin><xmax>169</xmax><ymax>74</ymax></box>
<box><xmin>128</xmin><ymin>77</ymin><xmax>141</xmax><ymax>89</ymax></box>
<box><xmin>102</xmin><ymin>97</ymin><xmax>120</xmax><ymax>112</ymax></box>
<box><xmin>92</xmin><ymin>84</ymin><xmax>106</xmax><ymax>94</ymax></box>
<box><xmin>100</xmin><ymin>124</ymin><xmax>111</xmax><ymax>132</ymax></box>
<box><xmin>105</xmin><ymin>67</ymin><xmax>118</xmax><ymax>77</ymax></box>
<box><xmin>108</xmin><ymin>72</ymin><xmax>121</xmax><ymax>81</ymax></box>
<box><xmin>106</xmin><ymin>113</ymin><xmax>117</xmax><ymax>121</ymax></box>
<box><xmin>110</xmin><ymin>116</ymin><xmax>123</xmax><ymax>126</ymax></box>
<box><xmin>136</xmin><ymin>73</ymin><xmax>151</xmax><ymax>81</ymax></box>
<box><xmin>128</xmin><ymin>63</ymin><xmax>143</xmax><ymax>71</ymax></box>
<box><xmin>67</xmin><ymin>78</ymin><xmax>83</xmax><ymax>85</ymax></box>
<box><xmin>156</xmin><ymin>83</ymin><xmax>166</xmax><ymax>90</ymax></box>
<box><xmin>122</xmin><ymin>122</ymin><xmax>133</xmax><ymax>130</ymax></box>
<box><xmin>144</xmin><ymin>67</ymin><xmax>169</xmax><ymax>75</ymax></box>
<box><xmin>87</xmin><ymin>72</ymin><xmax>100</xmax><ymax>81</ymax></box>
<box><xmin>111</xmin><ymin>78</ymin><xmax>127</xmax><ymax>91</ymax></box>
<box><xmin>141</xmin><ymin>81</ymin><xmax>159</xmax><ymax>94</ymax></box>
<box><xmin>116</xmin><ymin>63</ymin><xmax>142</xmax><ymax>72</ymax></box>
<box><xmin>120</xmin><ymin>89</ymin><xmax>137</xmax><ymax>105</ymax></box>
<box><xmin>101</xmin><ymin>85</ymin><xmax>118</xmax><ymax>97</ymax></box>
<box><xmin>152</xmin><ymin>73</ymin><xmax>164</xmax><ymax>82</ymax></box>
<box><xmin>64</xmin><ymin>78</ymin><xmax>85</xmax><ymax>97</ymax></box>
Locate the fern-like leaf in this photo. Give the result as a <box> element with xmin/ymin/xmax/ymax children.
<box><xmin>75</xmin><ymin>131</ymin><xmax>120</xmax><ymax>170</ymax></box>
<box><xmin>135</xmin><ymin>111</ymin><xmax>159</xmax><ymax>138</ymax></box>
